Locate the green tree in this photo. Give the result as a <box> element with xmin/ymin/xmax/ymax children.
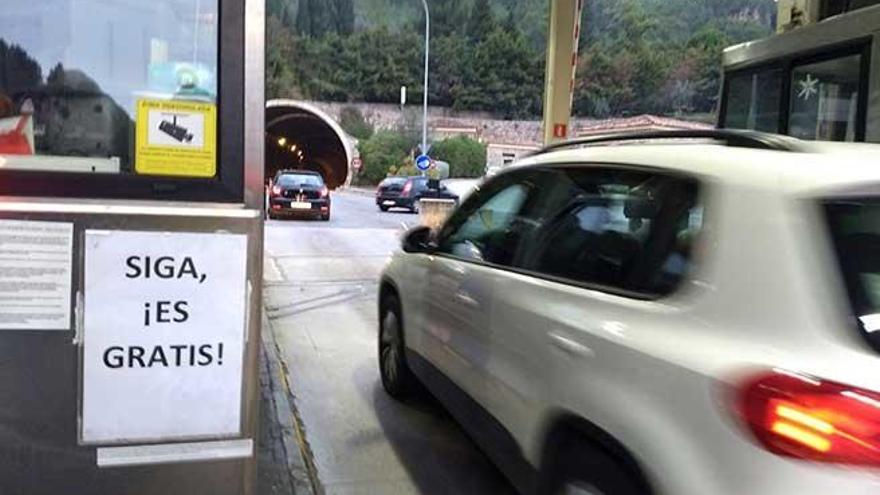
<box><xmin>339</xmin><ymin>106</ymin><xmax>374</xmax><ymax>140</ymax></box>
<box><xmin>574</xmin><ymin>0</ymin><xmax>670</xmax><ymax>116</ymax></box>
<box><xmin>295</xmin><ymin>28</ymin><xmax>421</xmax><ymax>102</ymax></box>
<box><xmin>266</xmin><ymin>16</ymin><xmax>300</xmax><ymax>99</ymax></box>
<box><xmin>267</xmin><ymin>0</ymin><xmax>295</xmax><ymax>27</ymax></box>
<box><xmin>429</xmin><ymin>136</ymin><xmax>487</xmax><ymax>178</ymax></box>
<box><xmin>455</xmin><ymin>28</ymin><xmax>543</xmax><ymax>118</ymax></box>
<box><xmin>427</xmin><ymin>0</ymin><xmax>470</xmax><ymax>37</ymax></box>
<box><xmin>0</xmin><ymin>40</ymin><xmax>43</xmax><ymax>96</ymax></box>
<box><xmin>467</xmin><ymin>0</ymin><xmax>496</xmax><ymax>42</ymax></box>
<box><xmin>334</xmin><ymin>0</ymin><xmax>356</xmax><ymax>35</ymax></box>
<box><xmin>296</xmin><ymin>0</ymin><xmax>355</xmax><ymax>37</ymax></box>
<box><xmin>429</xmin><ymin>35</ymin><xmax>469</xmax><ymax>107</ymax></box>
<box><xmin>683</xmin><ymin>25</ymin><xmax>730</xmax><ymax>112</ymax></box>
<box><xmin>358</xmin><ymin>130</ymin><xmax>417</xmax><ymax>184</ymax></box>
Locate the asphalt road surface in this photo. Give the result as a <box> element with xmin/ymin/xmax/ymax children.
<box><xmin>263</xmin><ymin>190</ymin><xmax>515</xmax><ymax>495</ymax></box>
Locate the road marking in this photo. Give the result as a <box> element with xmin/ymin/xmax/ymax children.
<box><xmin>264</xmin><ymin>256</ymin><xmax>284</xmax><ymax>283</ymax></box>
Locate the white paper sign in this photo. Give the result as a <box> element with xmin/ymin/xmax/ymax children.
<box><xmin>82</xmin><ymin>230</ymin><xmax>248</xmax><ymax>443</ymax></box>
<box><xmin>0</xmin><ymin>219</ymin><xmax>73</xmax><ymax>330</ymax></box>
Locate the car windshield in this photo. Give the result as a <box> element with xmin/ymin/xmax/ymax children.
<box><xmin>277</xmin><ymin>174</ymin><xmax>322</xmax><ymax>187</ymax></box>
<box><xmin>825</xmin><ymin>198</ymin><xmax>880</xmax><ymax>348</ymax></box>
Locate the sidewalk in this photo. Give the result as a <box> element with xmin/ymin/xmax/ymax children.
<box><xmin>337</xmin><ymin>186</ymin><xmax>374</xmax><ymax>197</ymax></box>
<box><xmin>258</xmin><ymin>312</ymin><xmax>317</xmax><ymax>495</ymax></box>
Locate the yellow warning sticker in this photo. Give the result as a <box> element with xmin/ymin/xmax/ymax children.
<box><xmin>135</xmin><ymin>99</ymin><xmax>217</xmax><ymax>178</ymax></box>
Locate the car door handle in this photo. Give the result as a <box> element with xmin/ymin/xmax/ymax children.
<box><xmin>455</xmin><ymin>289</ymin><xmax>480</xmax><ymax>308</ymax></box>
<box><xmin>548</xmin><ymin>332</ymin><xmax>595</xmax><ymax>358</ymax></box>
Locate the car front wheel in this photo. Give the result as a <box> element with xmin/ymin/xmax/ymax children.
<box><xmin>378</xmin><ymin>295</ymin><xmax>416</xmax><ymax>399</ymax></box>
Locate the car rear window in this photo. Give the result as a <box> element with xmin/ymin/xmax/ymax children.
<box><xmin>381</xmin><ymin>177</ymin><xmax>406</xmax><ymax>186</ymax></box>
<box><xmin>278</xmin><ymin>174</ymin><xmax>323</xmax><ymax>187</ymax></box>
<box><xmin>825</xmin><ymin>198</ymin><xmax>880</xmax><ymax>350</ymax></box>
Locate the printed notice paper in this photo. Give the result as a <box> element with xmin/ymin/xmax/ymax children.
<box><xmin>82</xmin><ymin>230</ymin><xmax>247</xmax><ymax>443</ymax></box>
<box><xmin>0</xmin><ymin>219</ymin><xmax>73</xmax><ymax>330</ymax></box>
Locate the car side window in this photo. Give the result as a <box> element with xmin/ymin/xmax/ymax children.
<box><xmin>436</xmin><ymin>173</ymin><xmax>540</xmax><ymax>266</ymax></box>
<box><xmin>520</xmin><ymin>167</ymin><xmax>701</xmax><ymax>296</ymax></box>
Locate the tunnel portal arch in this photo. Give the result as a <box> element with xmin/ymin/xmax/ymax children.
<box><xmin>266</xmin><ymin>100</ymin><xmax>354</xmax><ymax>189</ymax></box>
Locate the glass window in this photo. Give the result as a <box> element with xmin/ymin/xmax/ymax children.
<box><xmin>824</xmin><ymin>198</ymin><xmax>880</xmax><ymax>351</ymax></box>
<box><xmin>822</xmin><ymin>0</ymin><xmax>880</xmax><ymax>19</ymax></box>
<box><xmin>520</xmin><ymin>168</ymin><xmax>701</xmax><ymax>296</ymax></box>
<box><xmin>436</xmin><ymin>171</ymin><xmax>553</xmax><ymax>266</ymax></box>
<box><xmin>277</xmin><ymin>174</ymin><xmax>324</xmax><ymax>187</ymax></box>
<box><xmin>723</xmin><ymin>68</ymin><xmax>782</xmax><ymax>133</ymax></box>
<box><xmin>438</xmin><ymin>183</ymin><xmax>530</xmax><ymax>265</ymax></box>
<box><xmin>380</xmin><ymin>177</ymin><xmax>407</xmax><ymax>187</ymax></box>
<box><xmin>788</xmin><ymin>54</ymin><xmax>862</xmax><ymax>141</ymax></box>
<box><xmin>0</xmin><ymin>1</ymin><xmax>219</xmax><ymax>177</ymax></box>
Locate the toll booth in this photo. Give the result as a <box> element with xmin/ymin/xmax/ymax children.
<box><xmin>0</xmin><ymin>1</ymin><xmax>264</xmax><ymax>494</ymax></box>
<box><xmin>718</xmin><ymin>3</ymin><xmax>880</xmax><ymax>142</ymax></box>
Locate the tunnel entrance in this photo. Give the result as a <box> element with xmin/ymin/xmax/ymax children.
<box><xmin>266</xmin><ymin>100</ymin><xmax>353</xmax><ymax>189</ymax></box>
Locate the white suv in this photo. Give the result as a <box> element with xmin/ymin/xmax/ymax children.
<box><xmin>377</xmin><ymin>130</ymin><xmax>880</xmax><ymax>495</ymax></box>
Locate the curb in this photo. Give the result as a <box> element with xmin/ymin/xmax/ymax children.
<box><xmin>337</xmin><ymin>187</ymin><xmax>375</xmax><ymax>197</ymax></box>
<box><xmin>261</xmin><ymin>311</ymin><xmax>321</xmax><ymax>495</ymax></box>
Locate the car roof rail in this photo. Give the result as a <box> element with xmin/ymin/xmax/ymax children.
<box><xmin>537</xmin><ymin>129</ymin><xmax>807</xmax><ymax>155</ymax></box>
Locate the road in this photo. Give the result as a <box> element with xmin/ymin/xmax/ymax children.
<box><xmin>263</xmin><ymin>190</ymin><xmax>515</xmax><ymax>495</ymax></box>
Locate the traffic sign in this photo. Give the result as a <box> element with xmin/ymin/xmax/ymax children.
<box><xmin>352</xmin><ymin>157</ymin><xmax>362</xmax><ymax>170</ymax></box>
<box><xmin>553</xmin><ymin>123</ymin><xmax>568</xmax><ymax>139</ymax></box>
<box><xmin>416</xmin><ymin>154</ymin><xmax>431</xmax><ymax>171</ymax></box>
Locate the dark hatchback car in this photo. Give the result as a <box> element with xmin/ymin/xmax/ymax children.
<box><xmin>268</xmin><ymin>170</ymin><xmax>331</xmax><ymax>221</ymax></box>
<box><xmin>376</xmin><ymin>176</ymin><xmax>459</xmax><ymax>213</ymax></box>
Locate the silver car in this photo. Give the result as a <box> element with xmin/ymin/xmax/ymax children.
<box><xmin>378</xmin><ymin>131</ymin><xmax>880</xmax><ymax>495</ymax></box>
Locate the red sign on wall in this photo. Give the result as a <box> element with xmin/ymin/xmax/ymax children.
<box><xmin>553</xmin><ymin>123</ymin><xmax>568</xmax><ymax>139</ymax></box>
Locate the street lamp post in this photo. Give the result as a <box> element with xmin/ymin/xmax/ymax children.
<box><xmin>420</xmin><ymin>0</ymin><xmax>430</xmax><ymax>156</ymax></box>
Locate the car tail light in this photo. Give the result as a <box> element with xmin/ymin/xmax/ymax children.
<box><xmin>401</xmin><ymin>181</ymin><xmax>412</xmax><ymax>197</ymax></box>
<box><xmin>320</xmin><ymin>186</ymin><xmax>329</xmax><ymax>198</ymax></box>
<box><xmin>271</xmin><ymin>185</ymin><xmax>282</xmax><ymax>196</ymax></box>
<box><xmin>735</xmin><ymin>369</ymin><xmax>880</xmax><ymax>466</ymax></box>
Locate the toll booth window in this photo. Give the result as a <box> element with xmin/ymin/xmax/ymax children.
<box><xmin>723</xmin><ymin>69</ymin><xmax>782</xmax><ymax>133</ymax></box>
<box><xmin>788</xmin><ymin>54</ymin><xmax>862</xmax><ymax>142</ymax></box>
<box><xmin>822</xmin><ymin>0</ymin><xmax>880</xmax><ymax>19</ymax></box>
<box><xmin>0</xmin><ymin>1</ymin><xmax>219</xmax><ymax>178</ymax></box>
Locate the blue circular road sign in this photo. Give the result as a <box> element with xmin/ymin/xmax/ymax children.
<box><xmin>416</xmin><ymin>154</ymin><xmax>431</xmax><ymax>171</ymax></box>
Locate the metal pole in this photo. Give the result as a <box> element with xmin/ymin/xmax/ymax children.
<box><xmin>421</xmin><ymin>0</ymin><xmax>430</xmax><ymax>156</ymax></box>
<box><xmin>542</xmin><ymin>0</ymin><xmax>582</xmax><ymax>145</ymax></box>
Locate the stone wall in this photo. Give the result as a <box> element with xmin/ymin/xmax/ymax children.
<box><xmin>304</xmin><ymin>100</ymin><xmax>547</xmax><ymax>146</ymax></box>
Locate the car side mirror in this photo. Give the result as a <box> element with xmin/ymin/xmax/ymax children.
<box><xmin>402</xmin><ymin>225</ymin><xmax>434</xmax><ymax>253</ymax></box>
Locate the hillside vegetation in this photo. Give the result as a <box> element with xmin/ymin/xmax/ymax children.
<box><xmin>267</xmin><ymin>0</ymin><xmax>776</xmax><ymax>119</ymax></box>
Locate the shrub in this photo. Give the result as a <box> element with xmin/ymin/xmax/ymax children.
<box><xmin>429</xmin><ymin>136</ymin><xmax>487</xmax><ymax>178</ymax></box>
<box><xmin>357</xmin><ymin>131</ymin><xmax>416</xmax><ymax>184</ymax></box>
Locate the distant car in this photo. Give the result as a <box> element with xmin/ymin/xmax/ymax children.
<box><xmin>376</xmin><ymin>176</ymin><xmax>459</xmax><ymax>213</ymax></box>
<box><xmin>268</xmin><ymin>170</ymin><xmax>331</xmax><ymax>221</ymax></box>
<box><xmin>378</xmin><ymin>130</ymin><xmax>880</xmax><ymax>495</ymax></box>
